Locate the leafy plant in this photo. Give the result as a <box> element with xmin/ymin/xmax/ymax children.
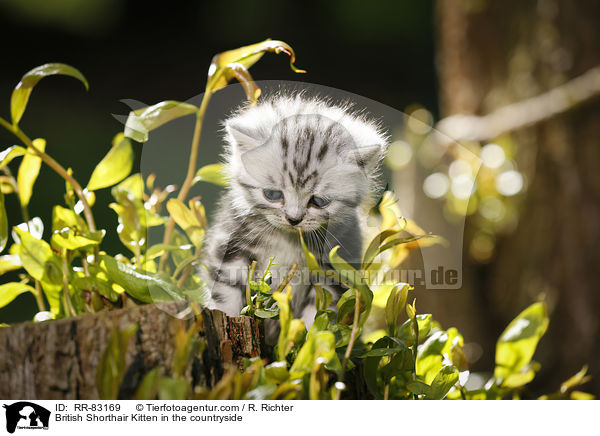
<box><xmin>98</xmin><ymin>193</ymin><xmax>593</xmax><ymax>400</ymax></box>
<box><xmin>0</xmin><ymin>42</ymin><xmax>592</xmax><ymax>401</ymax></box>
<box><xmin>0</xmin><ymin>40</ymin><xmax>304</xmax><ymax>320</ymax></box>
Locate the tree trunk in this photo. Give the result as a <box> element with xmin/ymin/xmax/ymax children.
<box><xmin>436</xmin><ymin>0</ymin><xmax>600</xmax><ymax>395</ymax></box>
<box><xmin>0</xmin><ymin>303</ymin><xmax>262</xmax><ymax>399</ymax></box>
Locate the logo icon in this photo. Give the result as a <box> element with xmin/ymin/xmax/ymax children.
<box><xmin>3</xmin><ymin>402</ymin><xmax>50</xmax><ymax>433</ymax></box>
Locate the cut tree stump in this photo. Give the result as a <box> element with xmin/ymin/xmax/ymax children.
<box><xmin>0</xmin><ymin>302</ymin><xmax>263</xmax><ymax>400</ymax></box>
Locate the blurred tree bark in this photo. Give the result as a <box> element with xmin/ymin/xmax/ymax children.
<box><xmin>436</xmin><ymin>0</ymin><xmax>600</xmax><ymax>395</ymax></box>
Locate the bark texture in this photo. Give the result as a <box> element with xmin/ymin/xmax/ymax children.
<box><xmin>436</xmin><ymin>0</ymin><xmax>600</xmax><ymax>394</ymax></box>
<box><xmin>0</xmin><ymin>303</ymin><xmax>262</xmax><ymax>400</ymax></box>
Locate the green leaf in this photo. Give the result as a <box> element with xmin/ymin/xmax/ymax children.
<box><xmin>206</xmin><ymin>39</ymin><xmax>305</xmax><ymax>96</ymax></box>
<box><xmin>397</xmin><ymin>314</ymin><xmax>433</xmax><ymax>347</ymax></box>
<box><xmin>361</xmin><ymin>228</ymin><xmax>402</xmax><ymax>269</ymax></box>
<box><xmin>100</xmin><ymin>254</ymin><xmax>185</xmax><ymax>303</ymax></box>
<box><xmin>0</xmin><ymin>254</ymin><xmax>22</xmax><ymax>275</ymax></box>
<box><xmin>290</xmin><ymin>331</ymin><xmax>339</xmax><ymax>378</ymax></box>
<box><xmin>298</xmin><ymin>229</ymin><xmax>322</xmax><ymax>274</ymax></box>
<box><xmin>329</xmin><ymin>245</ymin><xmax>373</xmax><ymax>325</ymax></box>
<box><xmin>192</xmin><ymin>163</ymin><xmax>227</xmax><ymax>186</ymax></box>
<box><xmin>11</xmin><ymin>63</ymin><xmax>88</xmax><ymax>126</ymax></box>
<box><xmin>406</xmin><ymin>380</ymin><xmax>431</xmax><ymax>396</ymax></box>
<box><xmin>314</xmin><ymin>283</ymin><xmax>333</xmax><ymax>312</ymax></box>
<box><xmin>385</xmin><ymin>283</ymin><xmax>410</xmax><ymax>335</ymax></box>
<box><xmin>502</xmin><ymin>366</ymin><xmax>537</xmax><ymax>388</ymax></box>
<box><xmin>157</xmin><ymin>376</ymin><xmax>189</xmax><ymax>400</ymax></box>
<box><xmin>427</xmin><ymin>365</ymin><xmax>459</xmax><ymax>399</ymax></box>
<box><xmin>52</xmin><ymin>205</ymin><xmax>86</xmax><ymax>232</ymax></box>
<box><xmin>0</xmin><ymin>145</ymin><xmax>26</xmax><ymax>169</ymax></box>
<box><xmin>417</xmin><ymin>327</ymin><xmax>462</xmax><ymax>384</ymax></box>
<box><xmin>87</xmin><ymin>134</ymin><xmax>134</xmax><ymax>191</ymax></box>
<box><xmin>96</xmin><ymin>324</ymin><xmax>138</xmax><ymax>400</ymax></box>
<box><xmin>14</xmin><ymin>227</ymin><xmax>53</xmax><ymax>281</ymax></box>
<box><xmin>51</xmin><ymin>228</ymin><xmax>105</xmax><ymax>251</ymax></box>
<box><xmin>134</xmin><ymin>369</ymin><xmax>161</xmax><ymax>400</ymax></box>
<box><xmin>0</xmin><ymin>191</ymin><xmax>7</xmax><ymax>253</ymax></box>
<box><xmin>264</xmin><ymin>361</ymin><xmax>290</xmax><ymax>384</ymax></box>
<box><xmin>494</xmin><ymin>302</ymin><xmax>549</xmax><ymax>381</ymax></box>
<box><xmin>71</xmin><ymin>274</ymin><xmax>119</xmax><ymax>302</ymax></box>
<box><xmin>145</xmin><ymin>244</ymin><xmax>185</xmax><ymax>260</ymax></box>
<box><xmin>124</xmin><ymin>101</ymin><xmax>198</xmax><ymax>143</ymax></box>
<box><xmin>363</xmin><ymin>337</ymin><xmax>391</xmax><ymax>399</ymax></box>
<box><xmin>17</xmin><ymin>138</ymin><xmax>46</xmax><ymax>207</ymax></box>
<box><xmin>166</xmin><ymin>199</ymin><xmax>204</xmax><ymax>248</ymax></box>
<box><xmin>0</xmin><ymin>282</ymin><xmax>35</xmax><ymax>308</ymax></box>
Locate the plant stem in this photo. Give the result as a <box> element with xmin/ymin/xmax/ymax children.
<box><xmin>176</xmin><ymin>264</ymin><xmax>194</xmax><ymax>288</ymax></box>
<box><xmin>411</xmin><ymin>313</ymin><xmax>419</xmax><ymax>400</ymax></box>
<box><xmin>33</xmin><ymin>280</ymin><xmax>46</xmax><ymax>312</ymax></box>
<box><xmin>0</xmin><ymin>116</ymin><xmax>96</xmax><ymax>233</ymax></box>
<box><xmin>246</xmin><ymin>261</ymin><xmax>258</xmax><ymax>307</ymax></box>
<box><xmin>61</xmin><ymin>253</ymin><xmax>77</xmax><ymax>317</ymax></box>
<box><xmin>159</xmin><ymin>92</ymin><xmax>212</xmax><ymax>272</ymax></box>
<box><xmin>336</xmin><ymin>289</ymin><xmax>361</xmax><ymax>400</ymax></box>
<box><xmin>274</xmin><ymin>263</ymin><xmax>298</xmax><ymax>293</ymax></box>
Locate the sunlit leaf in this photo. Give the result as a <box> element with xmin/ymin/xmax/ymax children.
<box><xmin>51</xmin><ymin>228</ymin><xmax>105</xmax><ymax>251</ymax></box>
<box><xmin>298</xmin><ymin>229</ymin><xmax>322</xmax><ymax>273</ymax></box>
<box><xmin>100</xmin><ymin>254</ymin><xmax>185</xmax><ymax>303</ymax></box>
<box><xmin>192</xmin><ymin>163</ymin><xmax>227</xmax><ymax>187</ymax></box>
<box><xmin>0</xmin><ymin>176</ymin><xmax>14</xmax><ymax>194</ymax></box>
<box><xmin>87</xmin><ymin>134</ymin><xmax>134</xmax><ymax>191</ymax></box>
<box><xmin>11</xmin><ymin>63</ymin><xmax>88</xmax><ymax>126</ymax></box>
<box><xmin>124</xmin><ymin>101</ymin><xmax>198</xmax><ymax>143</ymax></box>
<box><xmin>206</xmin><ymin>39</ymin><xmax>305</xmax><ymax>95</ymax></box>
<box><xmin>0</xmin><ymin>254</ymin><xmax>22</xmax><ymax>275</ymax></box>
<box><xmin>494</xmin><ymin>302</ymin><xmax>549</xmax><ymax>381</ymax></box>
<box><xmin>52</xmin><ymin>205</ymin><xmax>86</xmax><ymax>232</ymax></box>
<box><xmin>71</xmin><ymin>273</ymin><xmax>119</xmax><ymax>302</ymax></box>
<box><xmin>17</xmin><ymin>138</ymin><xmax>46</xmax><ymax>207</ymax></box>
<box><xmin>0</xmin><ymin>145</ymin><xmax>26</xmax><ymax>169</ymax></box>
<box><xmin>264</xmin><ymin>361</ymin><xmax>290</xmax><ymax>384</ymax></box>
<box><xmin>14</xmin><ymin>227</ymin><xmax>52</xmax><ymax>281</ymax></box>
<box><xmin>397</xmin><ymin>313</ymin><xmax>433</xmax><ymax>347</ymax></box>
<box><xmin>427</xmin><ymin>365</ymin><xmax>459</xmax><ymax>400</ymax></box>
<box><xmin>0</xmin><ymin>282</ymin><xmax>35</xmax><ymax>308</ymax></box>
<box><xmin>166</xmin><ymin>198</ymin><xmax>204</xmax><ymax>248</ymax></box>
<box><xmin>290</xmin><ymin>331</ymin><xmax>339</xmax><ymax>378</ymax></box>
<box><xmin>417</xmin><ymin>328</ymin><xmax>463</xmax><ymax>384</ymax></box>
<box><xmin>145</xmin><ymin>243</ymin><xmax>186</xmax><ymax>260</ymax></box>
<box><xmin>385</xmin><ymin>283</ymin><xmax>410</xmax><ymax>335</ymax></box>
<box><xmin>361</xmin><ymin>228</ymin><xmax>402</xmax><ymax>269</ymax></box>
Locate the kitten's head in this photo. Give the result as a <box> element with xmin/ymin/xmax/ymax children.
<box><xmin>222</xmin><ymin>94</ymin><xmax>388</xmax><ymax>232</ymax></box>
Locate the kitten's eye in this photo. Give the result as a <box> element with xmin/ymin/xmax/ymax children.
<box><xmin>309</xmin><ymin>195</ymin><xmax>330</xmax><ymax>208</ymax></box>
<box><xmin>263</xmin><ymin>189</ymin><xmax>283</xmax><ymax>201</ymax></box>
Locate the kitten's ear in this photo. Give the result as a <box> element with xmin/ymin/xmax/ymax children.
<box><xmin>345</xmin><ymin>143</ymin><xmax>384</xmax><ymax>168</ymax></box>
<box><xmin>226</xmin><ymin>123</ymin><xmax>262</xmax><ymax>152</ymax></box>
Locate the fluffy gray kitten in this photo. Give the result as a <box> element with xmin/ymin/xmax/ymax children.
<box><xmin>201</xmin><ymin>93</ymin><xmax>388</xmax><ymax>328</ymax></box>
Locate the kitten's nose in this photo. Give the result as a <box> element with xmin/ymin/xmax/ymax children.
<box><xmin>286</xmin><ymin>215</ymin><xmax>303</xmax><ymax>226</ymax></box>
